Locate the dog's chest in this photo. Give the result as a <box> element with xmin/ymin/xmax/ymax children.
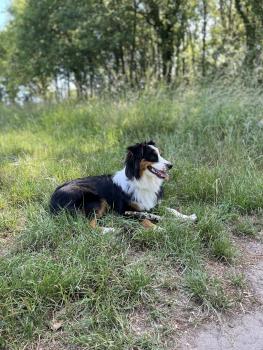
<box><xmin>112</xmin><ymin>169</ymin><xmax>162</xmax><ymax>212</ymax></box>
<box><xmin>131</xmin><ymin>188</ymin><xmax>158</xmax><ymax>211</ymax></box>
<box><xmin>129</xmin><ymin>175</ymin><xmax>162</xmax><ymax>211</ymax></box>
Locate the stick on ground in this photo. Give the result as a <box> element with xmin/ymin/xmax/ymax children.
<box><xmin>124</xmin><ymin>211</ymin><xmax>162</xmax><ymax>222</ymax></box>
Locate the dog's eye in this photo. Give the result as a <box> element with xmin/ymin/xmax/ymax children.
<box><xmin>148</xmin><ymin>153</ymin><xmax>158</xmax><ymax>162</ymax></box>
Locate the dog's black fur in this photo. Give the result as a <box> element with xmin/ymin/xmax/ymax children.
<box><xmin>50</xmin><ymin>175</ymin><xmax>137</xmax><ymax>215</ymax></box>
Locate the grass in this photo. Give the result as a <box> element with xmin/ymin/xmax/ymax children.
<box><xmin>185</xmin><ymin>271</ymin><xmax>231</xmax><ymax>310</ymax></box>
<box><xmin>0</xmin><ymin>82</ymin><xmax>262</xmax><ymax>349</ymax></box>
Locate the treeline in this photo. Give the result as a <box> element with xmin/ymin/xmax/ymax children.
<box><xmin>0</xmin><ymin>0</ymin><xmax>262</xmax><ymax>102</ymax></box>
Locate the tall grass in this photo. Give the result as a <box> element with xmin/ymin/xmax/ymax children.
<box><xmin>0</xmin><ymin>82</ymin><xmax>262</xmax><ymax>349</ymax></box>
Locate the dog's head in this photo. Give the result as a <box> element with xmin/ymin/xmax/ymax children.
<box><xmin>125</xmin><ymin>140</ymin><xmax>173</xmax><ymax>180</ymax></box>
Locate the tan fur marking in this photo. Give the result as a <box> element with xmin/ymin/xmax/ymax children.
<box><xmin>90</xmin><ymin>218</ymin><xmax>97</xmax><ymax>228</ymax></box>
<box><xmin>97</xmin><ymin>199</ymin><xmax>109</xmax><ymax>217</ymax></box>
<box><xmin>89</xmin><ymin>199</ymin><xmax>109</xmax><ymax>229</ymax></box>
<box><xmin>139</xmin><ymin>159</ymin><xmax>153</xmax><ymax>177</ymax></box>
<box><xmin>141</xmin><ymin>218</ymin><xmax>157</xmax><ymax>229</ymax></box>
<box><xmin>129</xmin><ymin>201</ymin><xmax>142</xmax><ymax>211</ymax></box>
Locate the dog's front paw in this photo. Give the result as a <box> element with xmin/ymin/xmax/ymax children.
<box><xmin>101</xmin><ymin>227</ymin><xmax>115</xmax><ymax>234</ymax></box>
<box><xmin>154</xmin><ymin>226</ymin><xmax>165</xmax><ymax>232</ymax></box>
<box><xmin>189</xmin><ymin>214</ymin><xmax>197</xmax><ymax>222</ymax></box>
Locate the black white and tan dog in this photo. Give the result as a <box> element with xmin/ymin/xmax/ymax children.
<box><xmin>50</xmin><ymin>141</ymin><xmax>197</xmax><ymax>231</ymax></box>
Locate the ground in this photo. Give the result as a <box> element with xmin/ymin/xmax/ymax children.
<box><xmin>179</xmin><ymin>238</ymin><xmax>263</xmax><ymax>350</ymax></box>
<box><xmin>0</xmin><ymin>83</ymin><xmax>262</xmax><ymax>349</ymax></box>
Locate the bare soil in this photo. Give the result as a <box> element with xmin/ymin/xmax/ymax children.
<box><xmin>178</xmin><ymin>238</ymin><xmax>263</xmax><ymax>350</ymax></box>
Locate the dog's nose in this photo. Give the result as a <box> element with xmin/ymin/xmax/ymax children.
<box><xmin>166</xmin><ymin>163</ymin><xmax>173</xmax><ymax>170</ymax></box>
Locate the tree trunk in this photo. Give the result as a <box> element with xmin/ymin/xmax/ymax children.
<box><xmin>67</xmin><ymin>72</ymin><xmax>71</xmax><ymax>99</ymax></box>
<box><xmin>161</xmin><ymin>38</ymin><xmax>173</xmax><ymax>83</ymax></box>
<box><xmin>235</xmin><ymin>0</ymin><xmax>256</xmax><ymax>68</ymax></box>
<box><xmin>130</xmin><ymin>0</ymin><xmax>137</xmax><ymax>85</ymax></box>
<box><xmin>119</xmin><ymin>45</ymin><xmax>126</xmax><ymax>77</ymax></box>
<box><xmin>202</xmin><ymin>0</ymin><xmax>208</xmax><ymax>77</ymax></box>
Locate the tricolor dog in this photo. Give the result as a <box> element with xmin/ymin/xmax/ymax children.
<box><xmin>50</xmin><ymin>141</ymin><xmax>197</xmax><ymax>230</ymax></box>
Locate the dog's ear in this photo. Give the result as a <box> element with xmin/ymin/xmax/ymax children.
<box><xmin>125</xmin><ymin>143</ymin><xmax>143</xmax><ymax>179</ymax></box>
<box><xmin>147</xmin><ymin>140</ymin><xmax>156</xmax><ymax>146</ymax></box>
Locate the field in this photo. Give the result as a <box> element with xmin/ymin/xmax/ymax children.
<box><xmin>0</xmin><ymin>82</ymin><xmax>262</xmax><ymax>349</ymax></box>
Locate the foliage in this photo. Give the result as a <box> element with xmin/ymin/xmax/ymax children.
<box><xmin>0</xmin><ymin>0</ymin><xmax>263</xmax><ymax>101</ymax></box>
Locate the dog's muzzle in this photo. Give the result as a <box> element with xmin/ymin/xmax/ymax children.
<box><xmin>147</xmin><ymin>165</ymin><xmax>172</xmax><ymax>180</ymax></box>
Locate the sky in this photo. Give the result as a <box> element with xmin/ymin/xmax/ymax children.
<box><xmin>0</xmin><ymin>0</ymin><xmax>11</xmax><ymax>30</ymax></box>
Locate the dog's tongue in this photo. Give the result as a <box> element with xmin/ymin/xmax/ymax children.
<box><xmin>158</xmin><ymin>169</ymin><xmax>169</xmax><ymax>180</ymax></box>
<box><xmin>154</xmin><ymin>168</ymin><xmax>169</xmax><ymax>180</ymax></box>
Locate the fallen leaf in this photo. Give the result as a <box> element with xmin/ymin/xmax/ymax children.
<box><xmin>50</xmin><ymin>320</ymin><xmax>63</xmax><ymax>331</ymax></box>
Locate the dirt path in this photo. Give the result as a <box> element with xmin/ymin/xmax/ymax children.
<box><xmin>178</xmin><ymin>240</ymin><xmax>263</xmax><ymax>350</ymax></box>
<box><xmin>179</xmin><ymin>309</ymin><xmax>263</xmax><ymax>350</ymax></box>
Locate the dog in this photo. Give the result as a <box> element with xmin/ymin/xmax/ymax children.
<box><xmin>50</xmin><ymin>141</ymin><xmax>197</xmax><ymax>231</ymax></box>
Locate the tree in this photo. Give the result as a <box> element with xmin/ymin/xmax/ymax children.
<box><xmin>0</xmin><ymin>0</ymin><xmax>262</xmax><ymax>101</ymax></box>
<box><xmin>138</xmin><ymin>0</ymin><xmax>187</xmax><ymax>83</ymax></box>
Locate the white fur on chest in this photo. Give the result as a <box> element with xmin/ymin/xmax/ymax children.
<box><xmin>112</xmin><ymin>168</ymin><xmax>162</xmax><ymax>211</ymax></box>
